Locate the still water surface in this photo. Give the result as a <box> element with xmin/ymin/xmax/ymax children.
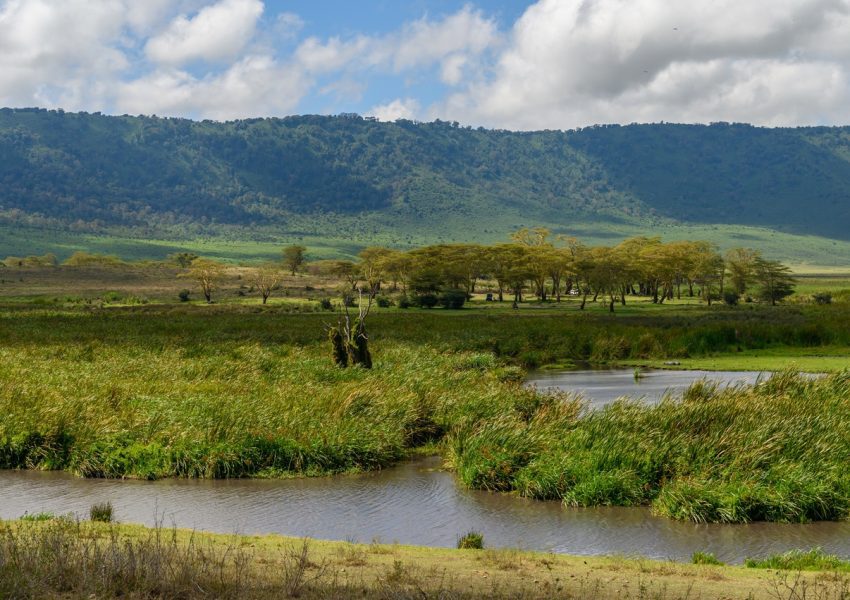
<box><xmin>3</xmin><ymin>457</ymin><xmax>850</xmax><ymax>564</ymax></box>
<box><xmin>525</xmin><ymin>368</ymin><xmax>770</xmax><ymax>407</ymax></box>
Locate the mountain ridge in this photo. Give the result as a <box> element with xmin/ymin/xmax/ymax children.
<box><xmin>0</xmin><ymin>108</ymin><xmax>849</xmax><ymax>253</ymax></box>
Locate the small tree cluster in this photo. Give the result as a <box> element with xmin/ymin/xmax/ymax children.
<box><xmin>309</xmin><ymin>231</ymin><xmax>796</xmax><ymax>312</ymax></box>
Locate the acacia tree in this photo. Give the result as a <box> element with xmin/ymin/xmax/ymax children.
<box><xmin>725</xmin><ymin>248</ymin><xmax>760</xmax><ymax>295</ymax></box>
<box><xmin>689</xmin><ymin>243</ymin><xmax>725</xmax><ymax>305</ymax></box>
<box><xmin>380</xmin><ymin>250</ymin><xmax>414</xmax><ymax>293</ymax></box>
<box><xmin>282</xmin><ymin>245</ymin><xmax>307</xmax><ymax>275</ymax></box>
<box><xmin>252</xmin><ymin>264</ymin><xmax>282</xmax><ymax>304</ymax></box>
<box><xmin>754</xmin><ymin>258</ymin><xmax>796</xmax><ymax>305</ymax></box>
<box><xmin>329</xmin><ymin>260</ymin><xmax>359</xmax><ymax>290</ymax></box>
<box><xmin>358</xmin><ymin>247</ymin><xmax>393</xmax><ymax>295</ymax></box>
<box><xmin>182</xmin><ymin>258</ymin><xmax>225</xmax><ymax>303</ymax></box>
<box><xmin>169</xmin><ymin>252</ymin><xmax>198</xmax><ymax>268</ymax></box>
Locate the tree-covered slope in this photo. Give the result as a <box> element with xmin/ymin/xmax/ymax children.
<box><xmin>0</xmin><ymin>108</ymin><xmax>849</xmax><ymax>241</ymax></box>
<box><xmin>570</xmin><ymin>123</ymin><xmax>850</xmax><ymax>239</ymax></box>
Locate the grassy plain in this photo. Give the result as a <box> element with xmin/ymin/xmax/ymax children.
<box><xmin>3</xmin><ymin>218</ymin><xmax>850</xmax><ymax>267</ymax></box>
<box><xmin>2</xmin><ymin>518</ymin><xmax>849</xmax><ymax>599</ymax></box>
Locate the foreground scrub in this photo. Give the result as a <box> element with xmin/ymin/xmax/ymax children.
<box><xmin>2</xmin><ymin>519</ymin><xmax>848</xmax><ymax>599</ymax></box>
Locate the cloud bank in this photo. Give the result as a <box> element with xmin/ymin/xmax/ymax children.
<box><xmin>1</xmin><ymin>0</ymin><xmax>849</xmax><ymax>129</ymax></box>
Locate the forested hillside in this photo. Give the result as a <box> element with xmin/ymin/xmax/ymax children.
<box><xmin>1</xmin><ymin>108</ymin><xmax>849</xmax><ymax>243</ymax></box>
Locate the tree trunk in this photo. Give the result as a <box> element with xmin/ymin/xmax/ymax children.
<box><xmin>329</xmin><ymin>327</ymin><xmax>348</xmax><ymax>367</ymax></box>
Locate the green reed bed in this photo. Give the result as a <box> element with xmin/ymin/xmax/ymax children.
<box><xmin>450</xmin><ymin>371</ymin><xmax>850</xmax><ymax>523</ymax></box>
<box><xmin>0</xmin><ymin>324</ymin><xmax>536</xmax><ymax>479</ymax></box>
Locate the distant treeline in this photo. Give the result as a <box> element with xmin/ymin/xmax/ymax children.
<box><xmin>303</xmin><ymin>228</ymin><xmax>795</xmax><ymax>309</ymax></box>
<box><xmin>6</xmin><ymin>229</ymin><xmax>798</xmax><ymax>309</ymax></box>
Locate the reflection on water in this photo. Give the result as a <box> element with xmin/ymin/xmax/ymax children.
<box><xmin>525</xmin><ymin>368</ymin><xmax>770</xmax><ymax>407</ymax></box>
<box><xmin>2</xmin><ymin>457</ymin><xmax>849</xmax><ymax>563</ymax></box>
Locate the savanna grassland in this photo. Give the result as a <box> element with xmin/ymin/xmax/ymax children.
<box><xmin>1</xmin><ymin>260</ymin><xmax>849</xmax><ymax>527</ymax></box>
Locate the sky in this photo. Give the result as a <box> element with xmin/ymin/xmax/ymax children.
<box><xmin>2</xmin><ymin>0</ymin><xmax>850</xmax><ymax>130</ymax></box>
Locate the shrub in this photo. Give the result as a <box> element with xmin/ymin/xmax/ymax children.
<box><xmin>439</xmin><ymin>288</ymin><xmax>467</xmax><ymax>309</ymax></box>
<box><xmin>178</xmin><ymin>289</ymin><xmax>191</xmax><ymax>302</ymax></box>
<box><xmin>319</xmin><ymin>298</ymin><xmax>333</xmax><ymax>310</ymax></box>
<box><xmin>692</xmin><ymin>551</ymin><xmax>723</xmax><ymax>565</ymax></box>
<box><xmin>89</xmin><ymin>502</ymin><xmax>114</xmax><ymax>523</ymax></box>
<box><xmin>20</xmin><ymin>512</ymin><xmax>57</xmax><ymax>522</ymax></box>
<box><xmin>102</xmin><ymin>291</ymin><xmax>123</xmax><ymax>303</ymax></box>
<box><xmin>745</xmin><ymin>548</ymin><xmax>850</xmax><ymax>572</ymax></box>
<box><xmin>723</xmin><ymin>291</ymin><xmax>740</xmax><ymax>306</ymax></box>
<box><xmin>397</xmin><ymin>295</ymin><xmax>412</xmax><ymax>309</ymax></box>
<box><xmin>413</xmin><ymin>293</ymin><xmax>438</xmax><ymax>308</ymax></box>
<box><xmin>632</xmin><ymin>333</ymin><xmax>662</xmax><ymax>359</ymax></box>
<box><xmin>813</xmin><ymin>292</ymin><xmax>833</xmax><ymax>305</ymax></box>
<box><xmin>457</xmin><ymin>531</ymin><xmax>484</xmax><ymax>550</ymax></box>
<box><xmin>376</xmin><ymin>296</ymin><xmax>393</xmax><ymax>308</ymax></box>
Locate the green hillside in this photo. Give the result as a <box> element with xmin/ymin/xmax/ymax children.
<box><xmin>0</xmin><ymin>108</ymin><xmax>849</xmax><ymax>264</ymax></box>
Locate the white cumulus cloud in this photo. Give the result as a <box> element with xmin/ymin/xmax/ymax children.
<box><xmin>293</xmin><ymin>5</ymin><xmax>499</xmax><ymax>84</ymax></box>
<box><xmin>144</xmin><ymin>0</ymin><xmax>264</xmax><ymax>66</ymax></box>
<box><xmin>0</xmin><ymin>0</ymin><xmax>128</xmax><ymax>110</ymax></box>
<box><xmin>3</xmin><ymin>0</ymin><xmax>850</xmax><ymax>127</ymax></box>
<box><xmin>369</xmin><ymin>97</ymin><xmax>421</xmax><ymax>122</ymax></box>
<box><xmin>438</xmin><ymin>0</ymin><xmax>850</xmax><ymax>129</ymax></box>
<box><xmin>116</xmin><ymin>55</ymin><xmax>308</xmax><ymax>120</ymax></box>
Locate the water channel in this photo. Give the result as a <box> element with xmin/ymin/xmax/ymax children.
<box><xmin>525</xmin><ymin>367</ymin><xmax>771</xmax><ymax>408</ymax></box>
<box><xmin>3</xmin><ymin>369</ymin><xmax>846</xmax><ymax>564</ymax></box>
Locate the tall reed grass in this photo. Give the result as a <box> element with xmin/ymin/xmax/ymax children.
<box><xmin>450</xmin><ymin>371</ymin><xmax>850</xmax><ymax>523</ymax></box>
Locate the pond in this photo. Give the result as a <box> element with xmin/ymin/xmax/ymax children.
<box><xmin>525</xmin><ymin>368</ymin><xmax>772</xmax><ymax>407</ymax></box>
<box><xmin>3</xmin><ymin>457</ymin><xmax>849</xmax><ymax>564</ymax></box>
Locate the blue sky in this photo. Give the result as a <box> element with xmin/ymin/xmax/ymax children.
<box><xmin>276</xmin><ymin>1</ymin><xmax>527</xmax><ymax>36</ymax></box>
<box><xmin>1</xmin><ymin>0</ymin><xmax>849</xmax><ymax>129</ymax></box>
<box><xmin>269</xmin><ymin>0</ymin><xmax>528</xmax><ymax>116</ymax></box>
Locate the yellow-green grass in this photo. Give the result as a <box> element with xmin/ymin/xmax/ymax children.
<box><xmin>0</xmin><ymin>336</ymin><xmax>527</xmax><ymax>479</ymax></box>
<box><xmin>2</xmin><ymin>518</ymin><xmax>847</xmax><ymax>599</ymax></box>
<box><xmin>621</xmin><ymin>347</ymin><xmax>850</xmax><ymax>373</ymax></box>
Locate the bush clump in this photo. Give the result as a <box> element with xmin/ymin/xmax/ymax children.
<box><xmin>438</xmin><ymin>288</ymin><xmax>467</xmax><ymax>309</ymax></box>
<box><xmin>745</xmin><ymin>548</ymin><xmax>850</xmax><ymax>572</ymax></box>
<box><xmin>723</xmin><ymin>291</ymin><xmax>740</xmax><ymax>306</ymax></box>
<box><xmin>413</xmin><ymin>293</ymin><xmax>438</xmax><ymax>308</ymax></box>
<box><xmin>692</xmin><ymin>551</ymin><xmax>724</xmax><ymax>566</ymax></box>
<box><xmin>456</xmin><ymin>531</ymin><xmax>484</xmax><ymax>550</ymax></box>
<box><xmin>89</xmin><ymin>502</ymin><xmax>114</xmax><ymax>523</ymax></box>
<box><xmin>813</xmin><ymin>292</ymin><xmax>833</xmax><ymax>305</ymax></box>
